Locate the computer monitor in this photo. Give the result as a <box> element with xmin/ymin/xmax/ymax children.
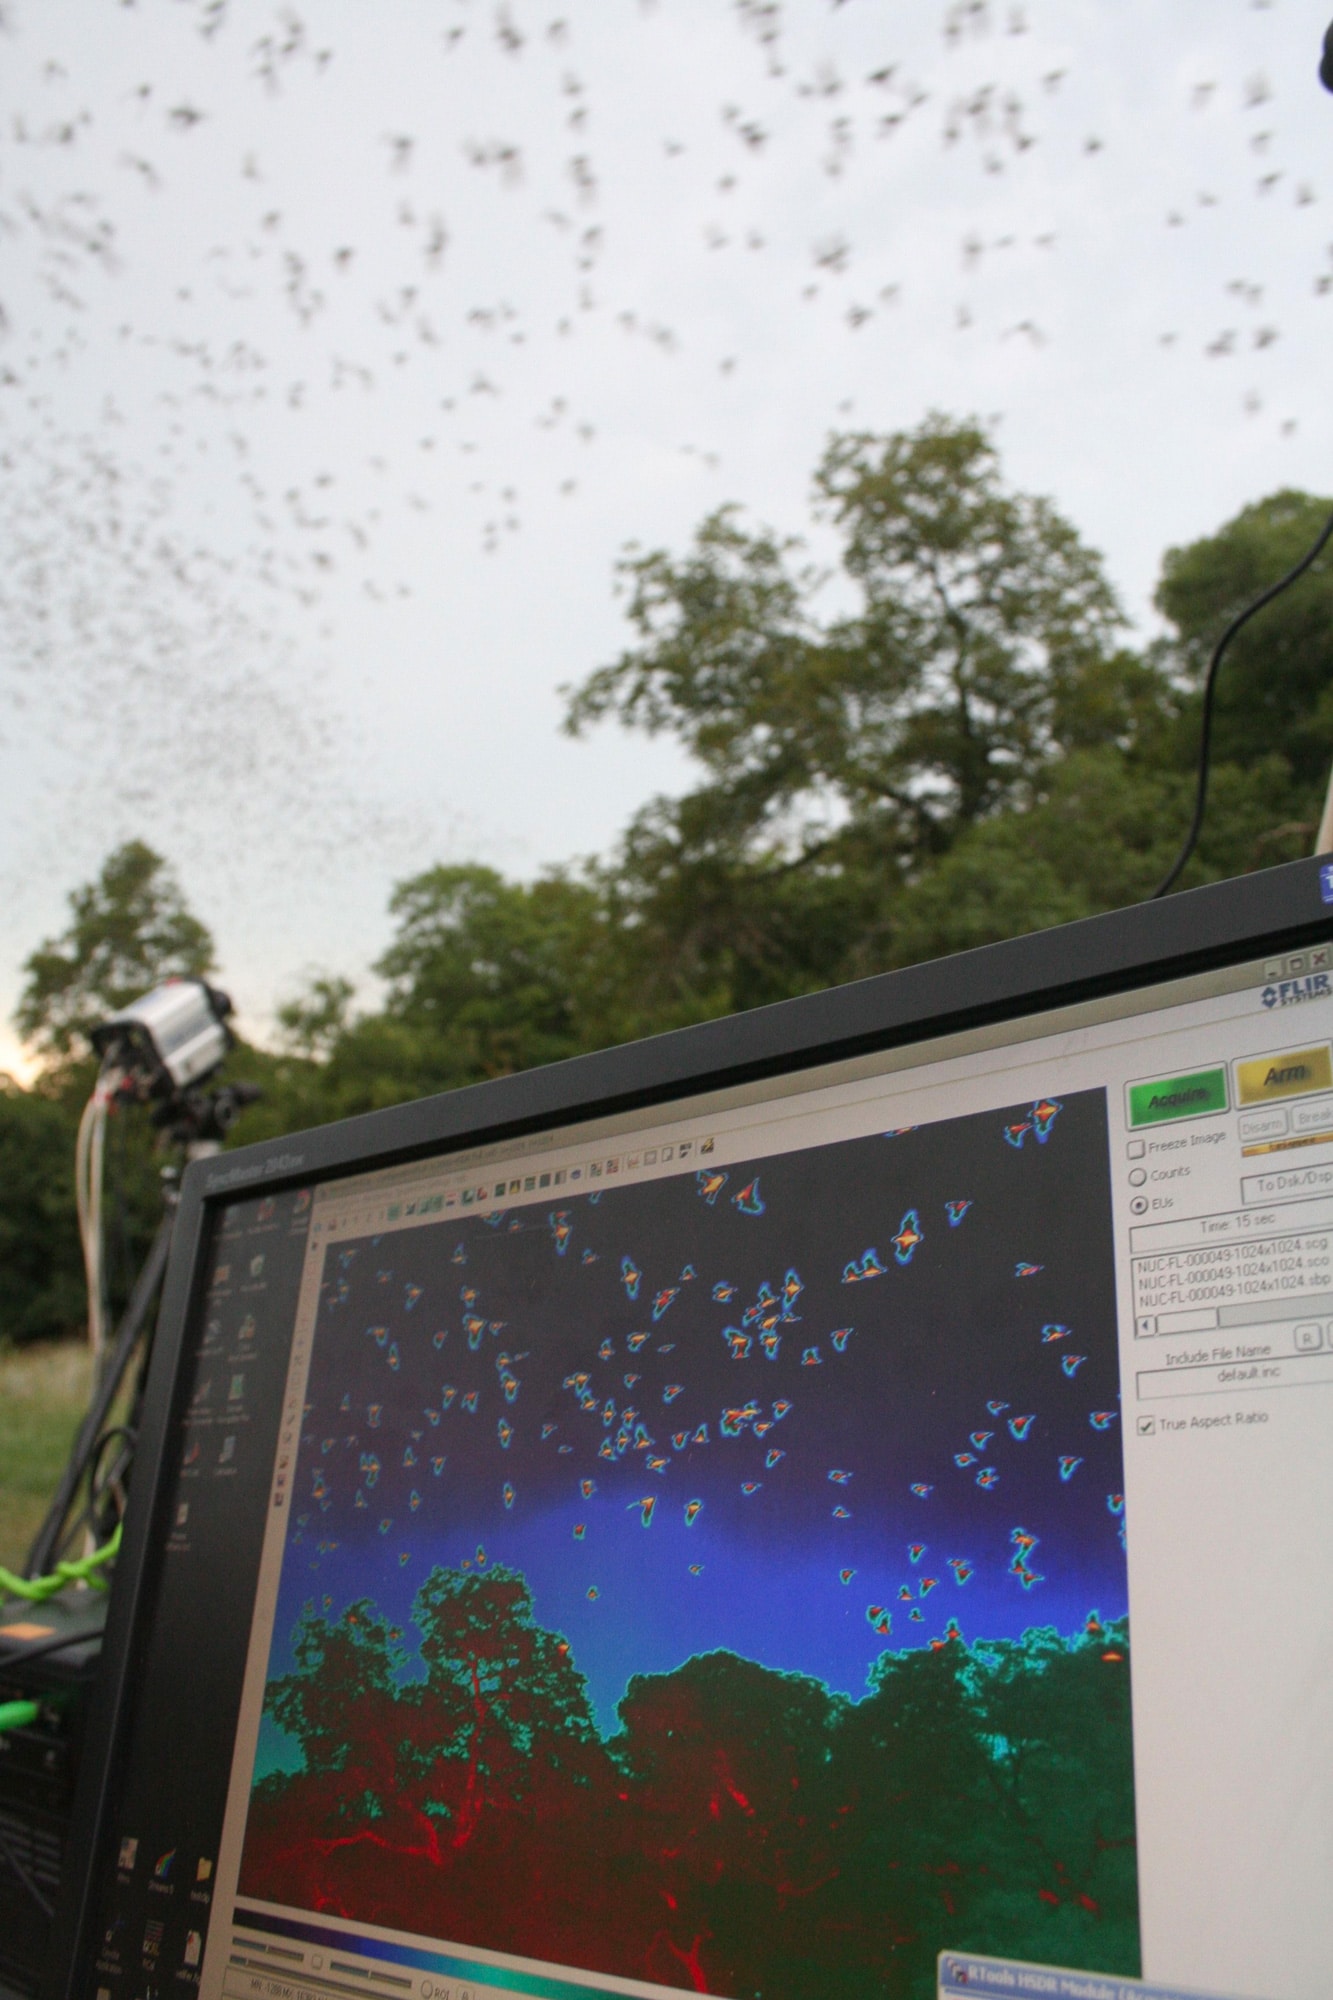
<box><xmin>45</xmin><ymin>858</ymin><xmax>1333</xmax><ymax>2000</ymax></box>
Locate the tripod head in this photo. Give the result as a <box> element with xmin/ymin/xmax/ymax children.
<box><xmin>150</xmin><ymin>1076</ymin><xmax>263</xmax><ymax>1150</ymax></box>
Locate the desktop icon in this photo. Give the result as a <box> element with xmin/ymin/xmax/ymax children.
<box><xmin>117</xmin><ymin>1836</ymin><xmax>138</xmax><ymax>1871</ymax></box>
<box><xmin>154</xmin><ymin>1848</ymin><xmax>176</xmax><ymax>1881</ymax></box>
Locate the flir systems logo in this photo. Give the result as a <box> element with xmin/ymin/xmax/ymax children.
<box><xmin>1262</xmin><ymin>973</ymin><xmax>1332</xmax><ymax>1009</ymax></box>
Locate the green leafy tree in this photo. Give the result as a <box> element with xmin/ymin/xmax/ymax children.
<box><xmin>877</xmin><ymin>748</ymin><xmax>1308</xmax><ymax>970</ymax></box>
<box><xmin>277</xmin><ymin>864</ymin><xmax>627</xmax><ymax>1120</ymax></box>
<box><xmin>564</xmin><ymin>416</ymin><xmax>1146</xmax><ymax>1018</ymax></box>
<box><xmin>275</xmin><ymin>974</ymin><xmax>356</xmax><ymax>1062</ymax></box>
<box><xmin>376</xmin><ymin>865</ymin><xmax>607</xmax><ymax>1073</ymax></box>
<box><xmin>814</xmin><ymin>416</ymin><xmax>1127</xmax><ymax>841</ymax></box>
<box><xmin>3</xmin><ymin>844</ymin><xmax>220</xmax><ymax>1342</ymax></box>
<box><xmin>0</xmin><ymin>1077</ymin><xmax>84</xmax><ymax>1345</ymax></box>
<box><xmin>1154</xmin><ymin>488</ymin><xmax>1333</xmax><ymax>804</ymax></box>
<box><xmin>568</xmin><ymin>417</ymin><xmax>1128</xmax><ymax>868</ymax></box>
<box><xmin>16</xmin><ymin>840</ymin><xmax>215</xmax><ymax>1061</ymax></box>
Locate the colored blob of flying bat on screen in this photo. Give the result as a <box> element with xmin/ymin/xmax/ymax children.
<box><xmin>549</xmin><ymin>1212</ymin><xmax>573</xmax><ymax>1256</ymax></box>
<box><xmin>1003</xmin><ymin>1098</ymin><xmax>1063</xmax><ymax>1149</ymax></box>
<box><xmin>1008</xmin><ymin>1526</ymin><xmax>1044</xmax><ymax>1589</ymax></box>
<box><xmin>891</xmin><ymin>1211</ymin><xmax>924</xmax><ymax>1265</ymax></box>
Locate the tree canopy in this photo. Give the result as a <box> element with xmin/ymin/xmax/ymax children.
<box><xmin>566</xmin><ymin>416</ymin><xmax>1130</xmax><ymax>873</ymax></box>
<box><xmin>16</xmin><ymin>839</ymin><xmax>215</xmax><ymax>1062</ymax></box>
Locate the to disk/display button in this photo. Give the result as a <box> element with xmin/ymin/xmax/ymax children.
<box><xmin>1127</xmin><ymin>1067</ymin><xmax>1229</xmax><ymax>1128</ymax></box>
<box><xmin>1234</xmin><ymin>1044</ymin><xmax>1333</xmax><ymax>1106</ymax></box>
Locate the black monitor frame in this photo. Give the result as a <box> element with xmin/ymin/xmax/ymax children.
<box><xmin>42</xmin><ymin>854</ymin><xmax>1333</xmax><ymax>1996</ymax></box>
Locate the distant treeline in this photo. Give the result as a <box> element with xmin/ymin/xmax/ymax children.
<box><xmin>3</xmin><ymin>417</ymin><xmax>1330</xmax><ymax>1344</ymax></box>
<box><xmin>242</xmin><ymin>1562</ymin><xmax>1139</xmax><ymax>1998</ymax></box>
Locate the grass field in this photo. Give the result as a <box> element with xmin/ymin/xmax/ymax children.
<box><xmin>0</xmin><ymin>1340</ymin><xmax>93</xmax><ymax>1579</ymax></box>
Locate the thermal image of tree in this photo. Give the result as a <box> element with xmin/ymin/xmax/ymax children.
<box><xmin>242</xmin><ymin>1563</ymin><xmax>1138</xmax><ymax>1999</ymax></box>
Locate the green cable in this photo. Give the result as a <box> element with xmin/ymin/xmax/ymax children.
<box><xmin>0</xmin><ymin>1700</ymin><xmax>40</xmax><ymax>1733</ymax></box>
<box><xmin>0</xmin><ymin>1522</ymin><xmax>122</xmax><ymax>1604</ymax></box>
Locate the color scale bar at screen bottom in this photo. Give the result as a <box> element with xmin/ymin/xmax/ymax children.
<box><xmin>233</xmin><ymin>1908</ymin><xmax>647</xmax><ymax>2000</ymax></box>
<box><xmin>938</xmin><ymin>1950</ymin><xmax>1258</xmax><ymax>2000</ymax></box>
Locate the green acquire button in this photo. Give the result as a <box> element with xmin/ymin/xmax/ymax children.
<box><xmin>1127</xmin><ymin>1066</ymin><xmax>1229</xmax><ymax>1128</ymax></box>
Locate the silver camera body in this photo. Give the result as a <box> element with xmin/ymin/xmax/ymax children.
<box><xmin>90</xmin><ymin>979</ymin><xmax>232</xmax><ymax>1096</ymax></box>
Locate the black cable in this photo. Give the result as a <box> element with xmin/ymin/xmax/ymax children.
<box><xmin>26</xmin><ymin>1207</ymin><xmax>173</xmax><ymax>1580</ymax></box>
<box><xmin>1151</xmin><ymin>504</ymin><xmax>1333</xmax><ymax>899</ymax></box>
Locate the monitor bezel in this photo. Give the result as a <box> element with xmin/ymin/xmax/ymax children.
<box><xmin>43</xmin><ymin>855</ymin><xmax>1333</xmax><ymax>1997</ymax></box>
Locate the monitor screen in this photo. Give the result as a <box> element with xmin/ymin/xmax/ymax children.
<box><xmin>51</xmin><ymin>865</ymin><xmax>1333</xmax><ymax>2000</ymax></box>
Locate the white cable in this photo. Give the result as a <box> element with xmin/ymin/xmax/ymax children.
<box><xmin>75</xmin><ymin>1069</ymin><xmax>118</xmax><ymax>1366</ymax></box>
<box><xmin>75</xmin><ymin>1088</ymin><xmax>102</xmax><ymax>1362</ymax></box>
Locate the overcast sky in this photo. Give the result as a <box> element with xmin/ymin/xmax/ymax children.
<box><xmin>2</xmin><ymin>0</ymin><xmax>1331</xmax><ymax>1076</ymax></box>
